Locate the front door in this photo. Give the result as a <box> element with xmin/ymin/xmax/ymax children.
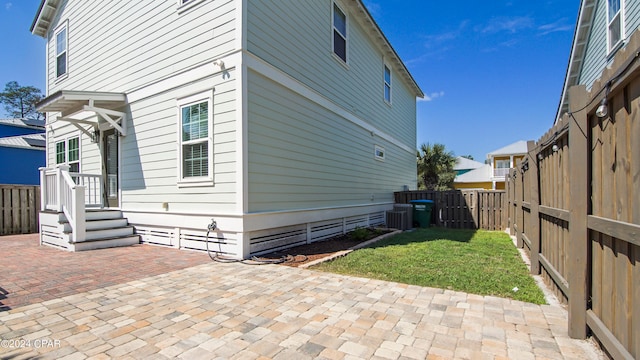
<box><xmin>103</xmin><ymin>129</ymin><xmax>119</xmax><ymax>208</ymax></box>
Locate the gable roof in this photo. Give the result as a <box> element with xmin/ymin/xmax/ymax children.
<box><xmin>0</xmin><ymin>133</ymin><xmax>46</xmax><ymax>151</ymax></box>
<box><xmin>0</xmin><ymin>118</ymin><xmax>46</xmax><ymax>130</ymax></box>
<box><xmin>555</xmin><ymin>0</ymin><xmax>596</xmax><ymax>124</ymax></box>
<box><xmin>487</xmin><ymin>140</ymin><xmax>529</xmax><ymax>157</ymax></box>
<box><xmin>454</xmin><ymin>164</ymin><xmax>491</xmax><ymax>183</ymax></box>
<box><xmin>453</xmin><ymin>156</ymin><xmax>484</xmax><ymax>171</ymax></box>
<box><xmin>30</xmin><ymin>0</ymin><xmax>424</xmax><ymax>98</ymax></box>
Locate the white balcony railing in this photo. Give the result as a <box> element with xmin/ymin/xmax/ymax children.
<box><xmin>493</xmin><ymin>168</ymin><xmax>511</xmax><ymax>178</ymax></box>
<box><xmin>40</xmin><ymin>166</ymin><xmax>104</xmax><ymax>242</ymax></box>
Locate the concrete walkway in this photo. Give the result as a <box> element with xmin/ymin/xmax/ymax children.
<box><xmin>0</xmin><ymin>236</ymin><xmax>604</xmax><ymax>359</ymax></box>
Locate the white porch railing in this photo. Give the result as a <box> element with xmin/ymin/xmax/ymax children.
<box><xmin>40</xmin><ymin>166</ymin><xmax>104</xmax><ymax>242</ymax></box>
<box><xmin>493</xmin><ymin>168</ymin><xmax>511</xmax><ymax>178</ymax></box>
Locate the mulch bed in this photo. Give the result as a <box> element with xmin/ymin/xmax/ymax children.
<box><xmin>257</xmin><ymin>228</ymin><xmax>393</xmax><ymax>267</ymax></box>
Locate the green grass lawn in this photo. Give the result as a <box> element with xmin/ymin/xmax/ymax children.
<box><xmin>311</xmin><ymin>228</ymin><xmax>546</xmax><ymax>304</ymax></box>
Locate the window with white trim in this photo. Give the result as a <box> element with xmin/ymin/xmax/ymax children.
<box><xmin>55</xmin><ymin>136</ymin><xmax>80</xmax><ymax>173</ymax></box>
<box><xmin>607</xmin><ymin>0</ymin><xmax>623</xmax><ymax>53</ymax></box>
<box><xmin>375</xmin><ymin>145</ymin><xmax>385</xmax><ymax>161</ymax></box>
<box><xmin>384</xmin><ymin>64</ymin><xmax>392</xmax><ymax>103</ymax></box>
<box><xmin>55</xmin><ymin>22</ymin><xmax>68</xmax><ymax>79</ymax></box>
<box><xmin>333</xmin><ymin>3</ymin><xmax>347</xmax><ymax>62</ymax></box>
<box><xmin>177</xmin><ymin>91</ymin><xmax>213</xmax><ymax>186</ymax></box>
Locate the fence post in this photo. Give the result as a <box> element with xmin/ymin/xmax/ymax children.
<box><xmin>515</xmin><ymin>167</ymin><xmax>523</xmax><ymax>248</ymax></box>
<box><xmin>527</xmin><ymin>140</ymin><xmax>541</xmax><ymax>275</ymax></box>
<box><xmin>568</xmin><ymin>84</ymin><xmax>589</xmax><ymax>339</ymax></box>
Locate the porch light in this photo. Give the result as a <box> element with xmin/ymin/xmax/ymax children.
<box><xmin>595</xmin><ymin>97</ymin><xmax>608</xmax><ymax>118</ymax></box>
<box><xmin>91</xmin><ymin>128</ymin><xmax>100</xmax><ymax>143</ymax></box>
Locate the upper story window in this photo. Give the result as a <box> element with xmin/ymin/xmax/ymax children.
<box><xmin>177</xmin><ymin>91</ymin><xmax>214</xmax><ymax>186</ymax></box>
<box><xmin>384</xmin><ymin>64</ymin><xmax>392</xmax><ymax>103</ymax></box>
<box><xmin>333</xmin><ymin>3</ymin><xmax>347</xmax><ymax>62</ymax></box>
<box><xmin>55</xmin><ymin>22</ymin><xmax>68</xmax><ymax>79</ymax></box>
<box><xmin>607</xmin><ymin>0</ymin><xmax>623</xmax><ymax>53</ymax></box>
<box><xmin>56</xmin><ymin>136</ymin><xmax>80</xmax><ymax>173</ymax></box>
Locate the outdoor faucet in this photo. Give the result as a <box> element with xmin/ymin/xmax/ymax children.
<box><xmin>207</xmin><ymin>219</ymin><xmax>217</xmax><ymax>232</ymax></box>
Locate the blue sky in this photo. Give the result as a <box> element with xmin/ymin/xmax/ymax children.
<box><xmin>0</xmin><ymin>0</ymin><xmax>578</xmax><ymax>161</ymax></box>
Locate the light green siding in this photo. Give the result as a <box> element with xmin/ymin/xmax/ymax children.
<box><xmin>47</xmin><ymin>0</ymin><xmax>237</xmax><ymax>95</ymax></box>
<box><xmin>627</xmin><ymin>0</ymin><xmax>640</xmax><ymax>39</ymax></box>
<box><xmin>246</xmin><ymin>0</ymin><xmax>417</xmax><ymax>147</ymax></box>
<box><xmin>579</xmin><ymin>0</ymin><xmax>640</xmax><ymax>89</ymax></box>
<box><xmin>247</xmin><ymin>70</ymin><xmax>416</xmax><ymax>212</ymax></box>
<box><xmin>245</xmin><ymin>0</ymin><xmax>419</xmax><ymax>213</ymax></box>
<box><xmin>43</xmin><ymin>0</ymin><xmax>239</xmax><ymax>214</ymax></box>
<box><xmin>119</xmin><ymin>73</ymin><xmax>238</xmax><ymax>214</ymax></box>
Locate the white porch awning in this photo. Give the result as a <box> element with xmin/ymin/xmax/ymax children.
<box><xmin>37</xmin><ymin>90</ymin><xmax>129</xmax><ymax>136</ymax></box>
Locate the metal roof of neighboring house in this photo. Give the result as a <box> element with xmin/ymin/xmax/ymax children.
<box><xmin>453</xmin><ymin>156</ymin><xmax>485</xmax><ymax>171</ymax></box>
<box><xmin>0</xmin><ymin>133</ymin><xmax>46</xmax><ymax>150</ymax></box>
<box><xmin>454</xmin><ymin>164</ymin><xmax>492</xmax><ymax>183</ymax></box>
<box><xmin>30</xmin><ymin>0</ymin><xmax>424</xmax><ymax>98</ymax></box>
<box><xmin>487</xmin><ymin>140</ymin><xmax>529</xmax><ymax>157</ymax></box>
<box><xmin>0</xmin><ymin>118</ymin><xmax>45</xmax><ymax>130</ymax></box>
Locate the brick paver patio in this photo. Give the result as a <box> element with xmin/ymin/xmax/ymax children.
<box><xmin>0</xmin><ymin>234</ymin><xmax>211</xmax><ymax>311</ymax></box>
<box><xmin>0</xmin><ymin>234</ymin><xmax>604</xmax><ymax>359</ymax></box>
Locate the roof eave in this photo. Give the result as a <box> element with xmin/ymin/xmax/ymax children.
<box><xmin>30</xmin><ymin>0</ymin><xmax>57</xmax><ymax>38</ymax></box>
<box><xmin>353</xmin><ymin>0</ymin><xmax>424</xmax><ymax>98</ymax></box>
<box><xmin>554</xmin><ymin>0</ymin><xmax>596</xmax><ymax>124</ymax></box>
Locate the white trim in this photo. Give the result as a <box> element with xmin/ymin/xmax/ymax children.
<box><xmin>123</xmin><ymin>202</ymin><xmax>391</xmax><ymax>233</ymax></box>
<box><xmin>245</xmin><ymin>52</ymin><xmax>415</xmax><ymax>154</ymax></box>
<box><xmin>126</xmin><ymin>51</ymin><xmax>240</xmax><ymax>104</ymax></box>
<box><xmin>176</xmin><ymin>90</ymin><xmax>215</xmax><ymax>187</ymax></box>
<box><xmin>236</xmin><ymin>0</ymin><xmax>247</xmax><ymax>52</ymax></box>
<box><xmin>236</xmin><ymin>52</ymin><xmax>249</xmax><ymax>214</ymax></box>
<box><xmin>54</xmin><ymin>20</ymin><xmax>69</xmax><ymax>81</ymax></box>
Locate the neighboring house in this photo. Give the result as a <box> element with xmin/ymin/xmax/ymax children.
<box><xmin>454</xmin><ymin>140</ymin><xmax>528</xmax><ymax>190</ymax></box>
<box><xmin>30</xmin><ymin>1</ymin><xmax>423</xmax><ymax>255</ymax></box>
<box><xmin>556</xmin><ymin>0</ymin><xmax>640</xmax><ymax>123</ymax></box>
<box><xmin>0</xmin><ymin>118</ymin><xmax>45</xmax><ymax>137</ymax></box>
<box><xmin>0</xmin><ymin>119</ymin><xmax>46</xmax><ymax>185</ymax></box>
<box><xmin>453</xmin><ymin>156</ymin><xmax>484</xmax><ymax>176</ymax></box>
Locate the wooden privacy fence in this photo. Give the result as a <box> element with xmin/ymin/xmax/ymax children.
<box><xmin>0</xmin><ymin>185</ymin><xmax>40</xmax><ymax>235</ymax></box>
<box><xmin>507</xmin><ymin>34</ymin><xmax>640</xmax><ymax>360</ymax></box>
<box><xmin>394</xmin><ymin>189</ymin><xmax>506</xmax><ymax>231</ymax></box>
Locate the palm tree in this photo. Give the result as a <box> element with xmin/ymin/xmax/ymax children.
<box><xmin>417</xmin><ymin>143</ymin><xmax>456</xmax><ymax>190</ymax></box>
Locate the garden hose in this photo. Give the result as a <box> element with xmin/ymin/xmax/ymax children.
<box><xmin>205</xmin><ymin>219</ymin><xmax>307</xmax><ymax>265</ymax></box>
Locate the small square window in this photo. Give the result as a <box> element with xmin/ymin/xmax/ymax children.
<box><xmin>375</xmin><ymin>145</ymin><xmax>385</xmax><ymax>161</ymax></box>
